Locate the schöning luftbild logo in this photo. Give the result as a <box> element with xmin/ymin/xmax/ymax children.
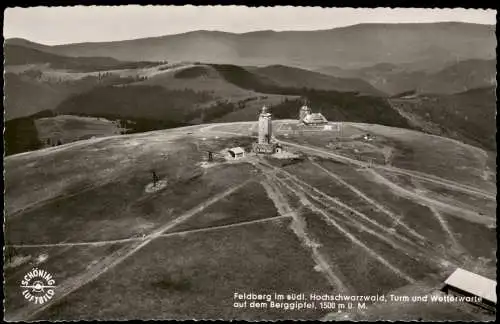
<box><xmin>20</xmin><ymin>268</ymin><xmax>56</xmax><ymax>304</ymax></box>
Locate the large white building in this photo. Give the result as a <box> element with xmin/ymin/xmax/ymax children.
<box><xmin>299</xmin><ymin>104</ymin><xmax>328</xmax><ymax>125</ymax></box>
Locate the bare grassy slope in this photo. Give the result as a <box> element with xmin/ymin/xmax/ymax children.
<box><xmin>389</xmin><ymin>86</ymin><xmax>497</xmax><ymax>151</ymax></box>
<box><xmin>416</xmin><ymin>59</ymin><xmax>496</xmax><ymax>94</ymax></box>
<box><xmin>3</xmin><ymin>73</ymin><xmax>90</xmax><ymax>120</ymax></box>
<box><xmin>34</xmin><ymin>115</ymin><xmax>125</xmax><ymax>145</ymax></box>
<box><xmin>4</xmin><ymin>121</ymin><xmax>496</xmax><ymax>321</ymax></box>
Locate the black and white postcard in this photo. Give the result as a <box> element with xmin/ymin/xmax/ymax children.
<box><xmin>3</xmin><ymin>5</ymin><xmax>497</xmax><ymax>321</ymax></box>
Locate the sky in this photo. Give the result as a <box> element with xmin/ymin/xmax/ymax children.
<box><xmin>3</xmin><ymin>6</ymin><xmax>497</xmax><ymax>45</ymax></box>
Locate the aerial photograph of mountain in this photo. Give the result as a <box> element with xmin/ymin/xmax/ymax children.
<box><xmin>3</xmin><ymin>6</ymin><xmax>497</xmax><ymax>321</ymax></box>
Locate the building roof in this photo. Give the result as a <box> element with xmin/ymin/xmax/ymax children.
<box><xmin>303</xmin><ymin>112</ymin><xmax>328</xmax><ymax>124</ymax></box>
<box><xmin>228</xmin><ymin>147</ymin><xmax>245</xmax><ymax>155</ymax></box>
<box><xmin>444</xmin><ymin>268</ymin><xmax>497</xmax><ymax>303</ymax></box>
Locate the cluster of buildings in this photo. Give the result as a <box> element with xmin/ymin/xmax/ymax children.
<box><xmin>223</xmin><ymin>103</ymin><xmax>498</xmax><ymax>316</ymax></box>
<box><xmin>250</xmin><ymin>103</ymin><xmax>328</xmax><ymax>155</ymax></box>
<box><xmin>226</xmin><ymin>102</ymin><xmax>328</xmax><ymax>159</ymax></box>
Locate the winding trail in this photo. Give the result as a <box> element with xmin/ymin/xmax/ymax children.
<box><xmin>199</xmin><ymin>122</ymin><xmax>495</xmax><ymax>200</ymax></box>
<box><xmin>6</xmin><ymin>121</ymin><xmax>494</xmax><ymax>320</ymax></box>
<box><xmin>275</xmin><ymin>173</ymin><xmax>416</xmax><ymax>285</ymax></box>
<box><xmin>7</xmin><ymin>214</ymin><xmax>292</xmax><ymax>249</ymax></box>
<box><xmin>309</xmin><ymin>159</ymin><xmax>426</xmax><ymax>241</ymax></box>
<box><xmin>256</xmin><ymin>160</ymin><xmax>456</xmax><ymax>287</ymax></box>
<box><xmin>276</xmin><ymin>138</ymin><xmax>495</xmax><ymax>201</ymax></box>
<box><xmin>6</xmin><ymin>181</ymin><xmax>251</xmax><ymax>321</ymax></box>
<box><xmin>257</xmin><ymin>167</ymin><xmax>353</xmax><ymax>295</ymax></box>
<box><xmin>258</xmin><ymin>159</ymin><xmax>460</xmax><ymax>272</ymax></box>
<box><xmin>366</xmin><ymin>169</ymin><xmax>495</xmax><ymax>227</ymax></box>
<box><xmin>271</xmin><ymin>163</ymin><xmax>427</xmax><ymax>246</ymax></box>
<box><xmin>410</xmin><ymin>179</ymin><xmax>465</xmax><ymax>253</ymax></box>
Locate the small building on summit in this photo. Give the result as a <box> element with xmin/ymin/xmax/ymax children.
<box><xmin>227</xmin><ymin>147</ymin><xmax>245</xmax><ymax>159</ymax></box>
<box><xmin>299</xmin><ymin>104</ymin><xmax>328</xmax><ymax>125</ymax></box>
<box><xmin>442</xmin><ymin>268</ymin><xmax>496</xmax><ymax>312</ymax></box>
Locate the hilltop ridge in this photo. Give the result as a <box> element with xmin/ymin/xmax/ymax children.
<box><xmin>6</xmin><ymin>22</ymin><xmax>495</xmax><ymax>69</ymax></box>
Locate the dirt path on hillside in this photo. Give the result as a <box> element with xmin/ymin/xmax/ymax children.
<box><xmin>274</xmin><ymin>165</ymin><xmax>428</xmax><ymax>247</ymax></box>
<box><xmin>410</xmin><ymin>179</ymin><xmax>465</xmax><ymax>253</ymax></box>
<box><xmin>8</xmin><ymin>121</ymin><xmax>492</xmax><ymax>320</ymax></box>
<box><xmin>366</xmin><ymin>169</ymin><xmax>495</xmax><ymax>227</ymax></box>
<box><xmin>276</xmin><ymin>139</ymin><xmax>495</xmax><ymax>200</ymax></box>
<box><xmin>256</xmin><ymin>160</ymin><xmax>467</xmax><ymax>291</ymax></box>
<box><xmin>198</xmin><ymin>123</ymin><xmax>495</xmax><ymax>200</ymax></box>
<box><xmin>7</xmin><ymin>214</ymin><xmax>292</xmax><ymax>249</ymax></box>
<box><xmin>309</xmin><ymin>159</ymin><xmax>426</xmax><ymax>241</ymax></box>
<box><xmin>255</xmin><ymin>165</ymin><xmax>354</xmax><ymax>295</ymax></box>
<box><xmin>8</xmin><ymin>177</ymin><xmax>115</xmax><ymax>219</ymax></box>
<box><xmin>6</xmin><ymin>181</ymin><xmax>251</xmax><ymax>321</ymax></box>
<box><xmin>201</xmin><ymin>121</ymin><xmax>473</xmax><ymax>271</ymax></box>
<box><xmin>256</xmin><ymin>159</ymin><xmax>461</xmax><ymax>275</ymax></box>
<box><xmin>272</xmin><ymin>171</ymin><xmax>417</xmax><ymax>285</ymax></box>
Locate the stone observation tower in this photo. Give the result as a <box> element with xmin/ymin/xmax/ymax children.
<box><xmin>258</xmin><ymin>105</ymin><xmax>272</xmax><ymax>144</ymax></box>
<box><xmin>253</xmin><ymin>105</ymin><xmax>277</xmax><ymax>154</ymax></box>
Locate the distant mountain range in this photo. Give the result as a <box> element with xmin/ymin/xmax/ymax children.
<box><xmin>3</xmin><ymin>42</ymin><xmax>384</xmax><ymax>120</ymax></box>
<box><xmin>4</xmin><ymin>44</ymin><xmax>163</xmax><ymax>72</ymax></box>
<box><xmin>4</xmin><ymin>22</ymin><xmax>497</xmax><ymax>155</ymax></box>
<box><xmin>317</xmin><ymin>59</ymin><xmax>496</xmax><ymax>95</ymax></box>
<box><xmin>6</xmin><ymin>22</ymin><xmax>495</xmax><ymax>70</ymax></box>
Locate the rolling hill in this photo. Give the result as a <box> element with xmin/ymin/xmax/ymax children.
<box><xmin>317</xmin><ymin>59</ymin><xmax>496</xmax><ymax>95</ymax></box>
<box><xmin>5</xmin><ymin>45</ymin><xmax>407</xmax><ymax>155</ymax></box>
<box><xmin>388</xmin><ymin>86</ymin><xmax>497</xmax><ymax>151</ymax></box>
<box><xmin>52</xmin><ymin>62</ymin><xmax>405</xmax><ymax>128</ymax></box>
<box><xmin>3</xmin><ymin>43</ymin><xmax>164</xmax><ymax>120</ymax></box>
<box><xmin>4</xmin><ymin>29</ymin><xmax>496</xmax><ymax>161</ymax></box>
<box><xmin>249</xmin><ymin>65</ymin><xmax>383</xmax><ymax>96</ymax></box>
<box><xmin>3</xmin><ymin>68</ymin><xmax>152</xmax><ymax>121</ymax></box>
<box><xmin>4</xmin><ymin>72</ymin><xmax>97</xmax><ymax>120</ymax></box>
<box><xmin>4</xmin><ymin>15</ymin><xmax>497</xmax><ymax>322</ymax></box>
<box><xmin>6</xmin><ymin>22</ymin><xmax>495</xmax><ymax>70</ymax></box>
<box><xmin>4</xmin><ymin>121</ymin><xmax>496</xmax><ymax>321</ymax></box>
<box><xmin>416</xmin><ymin>59</ymin><xmax>496</xmax><ymax>94</ymax></box>
<box><xmin>4</xmin><ymin>44</ymin><xmax>385</xmax><ymax>122</ymax></box>
<box><xmin>4</xmin><ymin>44</ymin><xmax>162</xmax><ymax>72</ymax></box>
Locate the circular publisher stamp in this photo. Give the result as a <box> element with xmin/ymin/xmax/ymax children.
<box><xmin>20</xmin><ymin>268</ymin><xmax>56</xmax><ymax>304</ymax></box>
